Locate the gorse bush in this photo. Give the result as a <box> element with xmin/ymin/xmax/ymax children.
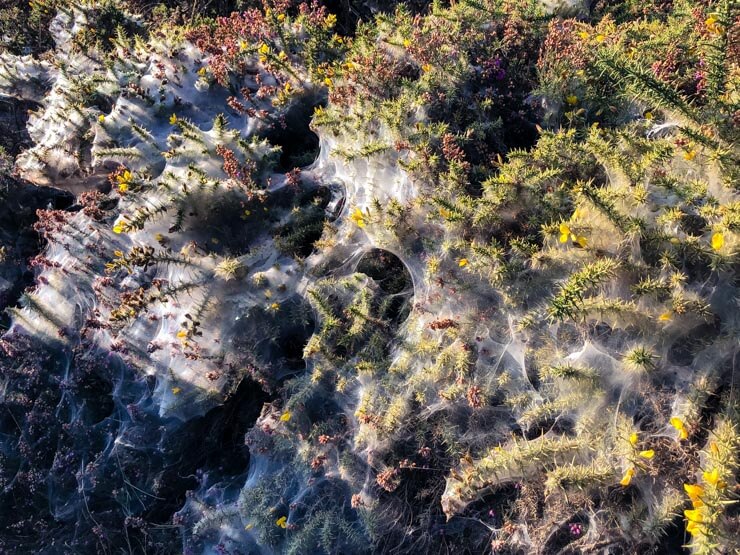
<box><xmin>0</xmin><ymin>0</ymin><xmax>737</xmax><ymax>553</ymax></box>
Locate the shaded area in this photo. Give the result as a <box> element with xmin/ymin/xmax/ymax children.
<box><xmin>264</xmin><ymin>93</ymin><xmax>325</xmax><ymax>172</ymax></box>
<box><xmin>0</xmin><ymin>174</ymin><xmax>74</xmax><ymax>330</ymax></box>
<box><xmin>357</xmin><ymin>248</ymin><xmax>413</xmax><ymax>324</ymax></box>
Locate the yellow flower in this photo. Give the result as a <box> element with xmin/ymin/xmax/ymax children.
<box><xmin>711</xmin><ymin>232</ymin><xmax>724</xmax><ymax>251</ymax></box>
<box><xmin>620</xmin><ymin>467</ymin><xmax>635</xmax><ymax>486</ymax></box>
<box><xmin>277</xmin><ymin>13</ymin><xmax>285</xmax><ymax>21</ymax></box>
<box><xmin>639</xmin><ymin>449</ymin><xmax>655</xmax><ymax>459</ymax></box>
<box><xmin>275</xmin><ymin>516</ymin><xmax>287</xmax><ymax>528</ymax></box>
<box><xmin>684</xmin><ymin>483</ymin><xmax>704</xmax><ymax>502</ymax></box>
<box><xmin>198</xmin><ymin>67</ymin><xmax>207</xmax><ymax>76</ymax></box>
<box><xmin>658</xmin><ymin>312</ymin><xmax>672</xmax><ymax>322</ymax></box>
<box><xmin>112</xmin><ymin>219</ymin><xmax>128</xmax><ymax>234</ymax></box>
<box><xmin>258</xmin><ymin>43</ymin><xmax>270</xmax><ymax>55</ymax></box>
<box><xmin>324</xmin><ymin>13</ymin><xmax>337</xmax><ymax>28</ymax></box>
<box><xmin>98</xmin><ymin>114</ymin><xmax>105</xmax><ymax>122</ymax></box>
<box><xmin>268</xmin><ymin>302</ymin><xmax>280</xmax><ymax>312</ymax></box>
<box><xmin>323</xmin><ymin>77</ymin><xmax>333</xmax><ymax>87</ymax></box>
<box><xmin>172</xmin><ymin>386</ymin><xmax>182</xmax><ymax>395</ymax></box>
<box><xmin>670</xmin><ymin>417</ymin><xmax>688</xmax><ymax>440</ymax></box>
<box><xmin>177</xmin><ymin>329</ymin><xmax>188</xmax><ymax>339</ymax></box>
<box><xmin>558</xmin><ymin>223</ymin><xmax>585</xmax><ymax>246</ymax></box>
<box><xmin>350</xmin><ymin>207</ymin><xmax>366</xmax><ymax>228</ymax></box>
<box><xmin>577</xmin><ymin>31</ymin><xmax>589</xmax><ymax>40</ymax></box>
<box><xmin>421</xmin><ymin>63</ymin><xmax>431</xmax><ymax>72</ymax></box>
<box><xmin>705</xmin><ymin>15</ymin><xmax>722</xmax><ymax>34</ymax></box>
<box><xmin>644</xmin><ymin>111</ymin><xmax>653</xmax><ymax>120</ymax></box>
<box><xmin>403</xmin><ymin>38</ymin><xmax>411</xmax><ymax>48</ymax></box>
<box><xmin>629</xmin><ymin>432</ymin><xmax>639</xmax><ymax>446</ymax></box>
<box><xmin>280</xmin><ymin>411</ymin><xmax>291</xmax><ymax>422</ymax></box>
<box><xmin>117</xmin><ymin>170</ymin><xmax>132</xmax><ymax>193</ymax></box>
<box><xmin>559</xmin><ymin>223</ymin><xmax>571</xmax><ymax>243</ymax></box>
<box><xmin>458</xmin><ymin>258</ymin><xmax>468</xmax><ymax>268</ymax></box>
<box><xmin>710</xmin><ymin>441</ymin><xmax>719</xmax><ymax>456</ymax></box>
<box><xmin>169</xmin><ymin>114</ymin><xmax>177</xmax><ymax>125</ymax></box>
<box><xmin>703</xmin><ymin>467</ymin><xmax>724</xmax><ymax>488</ymax></box>
<box><xmin>686</xmin><ymin>519</ymin><xmax>704</xmax><ymax>536</ymax></box>
<box><xmin>565</xmin><ymin>94</ymin><xmax>578</xmax><ymax>106</ymax></box>
<box><xmin>595</xmin><ymin>34</ymin><xmax>606</xmax><ymax>42</ymax></box>
<box><xmin>684</xmin><ymin>508</ymin><xmax>703</xmax><ymax>523</ymax></box>
<box><xmin>683</xmin><ymin>150</ymin><xmax>696</xmax><ymax>161</ymax></box>
<box><xmin>439</xmin><ymin>207</ymin><xmax>452</xmax><ymax>220</ymax></box>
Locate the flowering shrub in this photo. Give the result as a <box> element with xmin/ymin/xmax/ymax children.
<box><xmin>0</xmin><ymin>0</ymin><xmax>738</xmax><ymax>554</ymax></box>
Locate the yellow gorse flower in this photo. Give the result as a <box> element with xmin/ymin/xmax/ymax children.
<box><xmin>629</xmin><ymin>432</ymin><xmax>639</xmax><ymax>446</ymax></box>
<box><xmin>686</xmin><ymin>519</ymin><xmax>704</xmax><ymax>536</ymax></box>
<box><xmin>684</xmin><ymin>483</ymin><xmax>704</xmax><ymax>505</ymax></box>
<box><xmin>670</xmin><ymin>416</ymin><xmax>688</xmax><ymax>440</ymax></box>
<box><xmin>558</xmin><ymin>223</ymin><xmax>587</xmax><ymax>247</ymax></box>
<box><xmin>684</xmin><ymin>508</ymin><xmax>703</xmax><ymax>523</ymax></box>
<box><xmin>559</xmin><ymin>223</ymin><xmax>572</xmax><ymax>242</ymax></box>
<box><xmin>703</xmin><ymin>467</ymin><xmax>724</xmax><ymax>488</ymax></box>
<box><xmin>458</xmin><ymin>258</ymin><xmax>468</xmax><ymax>268</ymax></box>
<box><xmin>112</xmin><ymin>218</ymin><xmax>128</xmax><ymax>234</ymax></box>
<box><xmin>275</xmin><ymin>516</ymin><xmax>287</xmax><ymax>528</ymax></box>
<box><xmin>684</xmin><ymin>506</ymin><xmax>707</xmax><ymax>536</ymax></box>
<box><xmin>280</xmin><ymin>411</ymin><xmax>292</xmax><ymax>422</ymax></box>
<box><xmin>169</xmin><ymin>113</ymin><xmax>177</xmax><ymax>125</ymax></box>
<box><xmin>705</xmin><ymin>15</ymin><xmax>722</xmax><ymax>35</ymax></box>
<box><xmin>350</xmin><ymin>207</ymin><xmax>366</xmax><ymax>228</ymax></box>
<box><xmin>638</xmin><ymin>449</ymin><xmax>655</xmax><ymax>459</ymax></box>
<box><xmin>711</xmin><ymin>232</ymin><xmax>724</xmax><ymax>251</ymax></box>
<box><xmin>620</xmin><ymin>467</ymin><xmax>635</xmax><ymax>486</ymax></box>
<box><xmin>117</xmin><ymin>170</ymin><xmax>132</xmax><ymax>193</ymax></box>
